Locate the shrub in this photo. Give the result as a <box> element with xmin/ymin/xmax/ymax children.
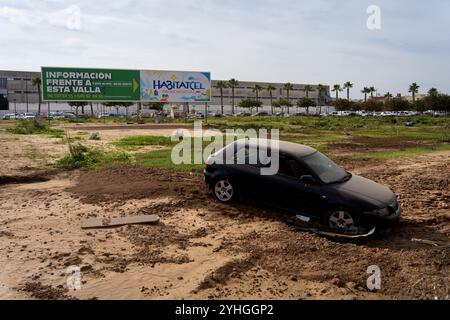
<box><xmin>56</xmin><ymin>143</ymin><xmax>130</xmax><ymax>169</ymax></box>
<box><xmin>7</xmin><ymin>120</ymin><xmax>63</xmax><ymax>137</ymax></box>
<box><xmin>89</xmin><ymin>132</ymin><xmax>101</xmax><ymax>140</ymax></box>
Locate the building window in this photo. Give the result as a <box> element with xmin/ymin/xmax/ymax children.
<box><xmin>0</xmin><ymin>78</ymin><xmax>6</xmax><ymax>89</ymax></box>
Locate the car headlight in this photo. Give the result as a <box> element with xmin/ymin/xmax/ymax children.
<box><xmin>368</xmin><ymin>207</ymin><xmax>391</xmax><ymax>217</ymax></box>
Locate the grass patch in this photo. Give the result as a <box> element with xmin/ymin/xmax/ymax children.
<box><xmin>115</xmin><ymin>135</ymin><xmax>175</xmax><ymax>148</ymax></box>
<box><xmin>135</xmin><ymin>148</ymin><xmax>204</xmax><ymax>173</ymax></box>
<box><xmin>6</xmin><ymin>120</ymin><xmax>64</xmax><ymax>137</ymax></box>
<box><xmin>349</xmin><ymin>144</ymin><xmax>450</xmax><ymax>161</ymax></box>
<box><xmin>55</xmin><ymin>143</ymin><xmax>130</xmax><ymax>170</ymax></box>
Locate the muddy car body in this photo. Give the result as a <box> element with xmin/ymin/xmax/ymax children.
<box><xmin>204</xmin><ymin>139</ymin><xmax>401</xmax><ymax>232</ymax></box>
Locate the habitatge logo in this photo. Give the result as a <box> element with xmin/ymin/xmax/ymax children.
<box><xmin>170</xmin><ymin>121</ymin><xmax>280</xmax><ymax>176</ymax></box>
<box><xmin>153</xmin><ymin>80</ymin><xmax>205</xmax><ymax>91</ymax></box>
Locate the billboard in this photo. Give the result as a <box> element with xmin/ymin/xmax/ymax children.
<box><xmin>140</xmin><ymin>70</ymin><xmax>211</xmax><ymax>103</ymax></box>
<box><xmin>41</xmin><ymin>67</ymin><xmax>211</xmax><ymax>103</ymax></box>
<box><xmin>41</xmin><ymin>67</ymin><xmax>140</xmax><ymax>102</ymax></box>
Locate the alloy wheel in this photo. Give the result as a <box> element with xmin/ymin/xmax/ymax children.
<box><xmin>214</xmin><ymin>180</ymin><xmax>234</xmax><ymax>202</ymax></box>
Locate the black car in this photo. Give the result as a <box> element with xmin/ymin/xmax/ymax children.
<box><xmin>204</xmin><ymin>139</ymin><xmax>401</xmax><ymax>232</ymax></box>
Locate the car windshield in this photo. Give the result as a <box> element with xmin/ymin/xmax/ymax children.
<box><xmin>302</xmin><ymin>152</ymin><xmax>349</xmax><ymax>184</ymax></box>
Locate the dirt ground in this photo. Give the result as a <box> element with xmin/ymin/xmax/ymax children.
<box><xmin>0</xmin><ymin>126</ymin><xmax>449</xmax><ymax>300</ymax></box>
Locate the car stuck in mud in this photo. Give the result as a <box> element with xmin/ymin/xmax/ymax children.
<box><xmin>204</xmin><ymin>139</ymin><xmax>401</xmax><ymax>235</ymax></box>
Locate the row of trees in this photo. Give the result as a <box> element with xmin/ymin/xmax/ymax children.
<box><xmin>67</xmin><ymin>101</ymin><xmax>166</xmax><ymax>118</ymax></box>
<box><xmin>28</xmin><ymin>76</ymin><xmax>449</xmax><ymax>116</ymax></box>
<box><xmin>331</xmin><ymin>82</ymin><xmax>423</xmax><ymax>103</ymax></box>
<box><xmin>215</xmin><ymin>79</ymin><xmax>328</xmax><ymax>115</ymax></box>
<box><xmin>238</xmin><ymin>97</ymin><xmax>318</xmax><ymax>115</ymax></box>
<box><xmin>333</xmin><ymin>89</ymin><xmax>450</xmax><ymax>112</ymax></box>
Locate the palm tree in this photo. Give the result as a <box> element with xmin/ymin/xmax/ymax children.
<box><xmin>428</xmin><ymin>87</ymin><xmax>438</xmax><ymax>96</ymax></box>
<box><xmin>361</xmin><ymin>87</ymin><xmax>371</xmax><ymax>102</ymax></box>
<box><xmin>32</xmin><ymin>77</ymin><xmax>42</xmax><ymax>115</ymax></box>
<box><xmin>409</xmin><ymin>82</ymin><xmax>420</xmax><ymax>103</ymax></box>
<box><xmin>317</xmin><ymin>84</ymin><xmax>326</xmax><ymax>113</ymax></box>
<box><xmin>266</xmin><ymin>85</ymin><xmax>276</xmax><ymax>114</ymax></box>
<box><xmin>252</xmin><ymin>84</ymin><xmax>263</xmax><ymax>112</ymax></box>
<box><xmin>384</xmin><ymin>92</ymin><xmax>393</xmax><ymax>101</ymax></box>
<box><xmin>303</xmin><ymin>85</ymin><xmax>313</xmax><ymax>99</ymax></box>
<box><xmin>332</xmin><ymin>84</ymin><xmax>342</xmax><ymax>100</ymax></box>
<box><xmin>215</xmin><ymin>81</ymin><xmax>228</xmax><ymax>115</ymax></box>
<box><xmin>369</xmin><ymin>86</ymin><xmax>376</xmax><ymax>98</ymax></box>
<box><xmin>343</xmin><ymin>81</ymin><xmax>353</xmax><ymax>101</ymax></box>
<box><xmin>228</xmin><ymin>78</ymin><xmax>239</xmax><ymax>114</ymax></box>
<box><xmin>283</xmin><ymin>82</ymin><xmax>294</xmax><ymax>102</ymax></box>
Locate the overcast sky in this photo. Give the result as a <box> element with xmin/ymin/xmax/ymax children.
<box><xmin>1</xmin><ymin>0</ymin><xmax>449</xmax><ymax>98</ymax></box>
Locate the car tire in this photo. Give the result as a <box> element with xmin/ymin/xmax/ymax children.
<box><xmin>211</xmin><ymin>178</ymin><xmax>236</xmax><ymax>203</ymax></box>
<box><xmin>325</xmin><ymin>208</ymin><xmax>357</xmax><ymax>231</ymax></box>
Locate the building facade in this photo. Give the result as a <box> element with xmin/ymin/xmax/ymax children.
<box><xmin>0</xmin><ymin>70</ymin><xmax>41</xmax><ymax>106</ymax></box>
<box><xmin>0</xmin><ymin>70</ymin><xmax>331</xmax><ymax>111</ymax></box>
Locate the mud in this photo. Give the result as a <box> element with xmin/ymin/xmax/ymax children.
<box><xmin>0</xmin><ymin>121</ymin><xmax>449</xmax><ymax>300</ymax></box>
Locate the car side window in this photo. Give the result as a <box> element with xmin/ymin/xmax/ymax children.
<box><xmin>278</xmin><ymin>156</ymin><xmax>305</xmax><ymax>179</ymax></box>
<box><xmin>233</xmin><ymin>146</ymin><xmax>269</xmax><ymax>167</ymax></box>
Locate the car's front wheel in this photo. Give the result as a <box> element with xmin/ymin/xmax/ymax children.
<box><xmin>212</xmin><ymin>179</ymin><xmax>235</xmax><ymax>203</ymax></box>
<box><xmin>326</xmin><ymin>209</ymin><xmax>356</xmax><ymax>231</ymax></box>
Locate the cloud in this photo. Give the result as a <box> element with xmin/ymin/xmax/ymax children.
<box><xmin>0</xmin><ymin>0</ymin><xmax>449</xmax><ymax>97</ymax></box>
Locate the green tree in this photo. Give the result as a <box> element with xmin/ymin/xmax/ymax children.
<box><xmin>421</xmin><ymin>93</ymin><xmax>450</xmax><ymax>113</ymax></box>
<box><xmin>32</xmin><ymin>77</ymin><xmax>42</xmax><ymax>115</ymax></box>
<box><xmin>252</xmin><ymin>84</ymin><xmax>263</xmax><ymax>101</ymax></box>
<box><xmin>384</xmin><ymin>92</ymin><xmax>393</xmax><ymax>101</ymax></box>
<box><xmin>385</xmin><ymin>97</ymin><xmax>411</xmax><ymax>111</ymax></box>
<box><xmin>239</xmin><ymin>99</ymin><xmax>262</xmax><ymax>114</ymax></box>
<box><xmin>215</xmin><ymin>81</ymin><xmax>228</xmax><ymax>115</ymax></box>
<box><xmin>332</xmin><ymin>84</ymin><xmax>342</xmax><ymax>100</ymax></box>
<box><xmin>228</xmin><ymin>78</ymin><xmax>239</xmax><ymax>114</ymax></box>
<box><xmin>409</xmin><ymin>82</ymin><xmax>420</xmax><ymax>103</ymax></box>
<box><xmin>297</xmin><ymin>97</ymin><xmax>316</xmax><ymax>115</ymax></box>
<box><xmin>68</xmin><ymin>101</ymin><xmax>88</xmax><ymax>120</ymax></box>
<box><xmin>316</xmin><ymin>84</ymin><xmax>327</xmax><ymax>114</ymax></box>
<box><xmin>343</xmin><ymin>81</ymin><xmax>353</xmax><ymax>101</ymax></box>
<box><xmin>333</xmin><ymin>99</ymin><xmax>353</xmax><ymax>111</ymax></box>
<box><xmin>266</xmin><ymin>85</ymin><xmax>276</xmax><ymax>114</ymax></box>
<box><xmin>428</xmin><ymin>87</ymin><xmax>438</xmax><ymax>96</ymax></box>
<box><xmin>361</xmin><ymin>87</ymin><xmax>371</xmax><ymax>102</ymax></box>
<box><xmin>362</xmin><ymin>100</ymin><xmax>383</xmax><ymax>112</ymax></box>
<box><xmin>283</xmin><ymin>83</ymin><xmax>294</xmax><ymax>103</ymax></box>
<box><xmin>278</xmin><ymin>98</ymin><xmax>293</xmax><ymax>114</ymax></box>
<box><xmin>303</xmin><ymin>85</ymin><xmax>313</xmax><ymax>99</ymax></box>
<box><xmin>369</xmin><ymin>86</ymin><xmax>376</xmax><ymax>98</ymax></box>
<box><xmin>271</xmin><ymin>100</ymin><xmax>283</xmax><ymax>114</ymax></box>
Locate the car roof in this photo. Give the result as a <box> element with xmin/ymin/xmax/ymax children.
<box><xmin>236</xmin><ymin>138</ymin><xmax>317</xmax><ymax>158</ymax></box>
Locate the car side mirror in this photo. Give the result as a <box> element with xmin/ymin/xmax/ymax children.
<box><xmin>300</xmin><ymin>175</ymin><xmax>316</xmax><ymax>184</ymax></box>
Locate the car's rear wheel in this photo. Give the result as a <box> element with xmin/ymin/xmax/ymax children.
<box><xmin>327</xmin><ymin>209</ymin><xmax>356</xmax><ymax>231</ymax></box>
<box><xmin>212</xmin><ymin>179</ymin><xmax>235</xmax><ymax>202</ymax></box>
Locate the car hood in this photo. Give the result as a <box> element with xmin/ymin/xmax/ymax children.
<box><xmin>334</xmin><ymin>174</ymin><xmax>394</xmax><ymax>206</ymax></box>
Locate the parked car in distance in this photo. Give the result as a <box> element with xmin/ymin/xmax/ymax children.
<box><xmin>2</xmin><ymin>113</ymin><xmax>19</xmax><ymax>120</ymax></box>
<box><xmin>204</xmin><ymin>139</ymin><xmax>401</xmax><ymax>233</ymax></box>
<box><xmin>18</xmin><ymin>113</ymin><xmax>36</xmax><ymax>120</ymax></box>
<box><xmin>252</xmin><ymin>111</ymin><xmax>271</xmax><ymax>117</ymax></box>
<box><xmin>235</xmin><ymin>112</ymin><xmax>251</xmax><ymax>117</ymax></box>
<box><xmin>98</xmin><ymin>112</ymin><xmax>113</xmax><ymax>118</ymax></box>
